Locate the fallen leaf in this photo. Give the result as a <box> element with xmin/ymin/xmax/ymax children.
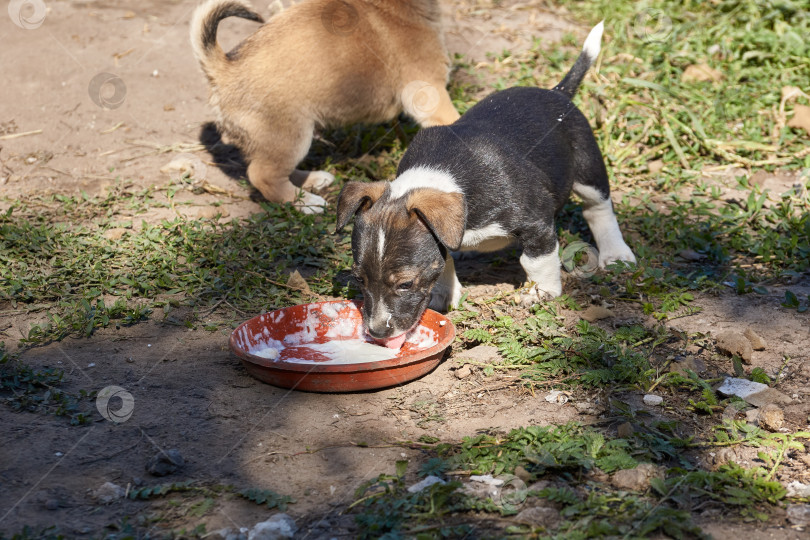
<box><xmin>787</xmin><ymin>104</ymin><xmax>810</xmax><ymax>136</ymax></box>
<box><xmin>287</xmin><ymin>270</ymin><xmax>312</xmax><ymax>295</ymax></box>
<box><xmin>681</xmin><ymin>63</ymin><xmax>723</xmax><ymax>83</ymax></box>
<box><xmin>781</xmin><ymin>86</ymin><xmax>808</xmax><ymax>102</ymax></box>
<box><xmin>647</xmin><ymin>159</ymin><xmax>664</xmax><ymax>174</ymax></box>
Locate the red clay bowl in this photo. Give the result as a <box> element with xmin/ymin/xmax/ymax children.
<box><xmin>229</xmin><ymin>300</ymin><xmax>455</xmax><ymax>392</ymax></box>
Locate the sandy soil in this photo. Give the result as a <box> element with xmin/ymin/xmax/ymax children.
<box><xmin>1</xmin><ymin>0</ymin><xmax>808</xmax><ymax>538</ymax></box>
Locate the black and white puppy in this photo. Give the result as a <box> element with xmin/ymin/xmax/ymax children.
<box><xmin>336</xmin><ymin>22</ymin><xmax>636</xmax><ymax>349</ymax></box>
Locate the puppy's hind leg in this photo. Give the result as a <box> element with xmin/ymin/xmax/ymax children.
<box><xmin>573</xmin><ymin>182</ymin><xmax>636</xmax><ymax>268</ymax></box>
<box><xmin>429</xmin><ymin>253</ymin><xmax>462</xmax><ymax>312</ymax></box>
<box><xmin>403</xmin><ymin>80</ymin><xmax>460</xmax><ymax>128</ymax></box>
<box><xmin>422</xmin><ymin>88</ymin><xmax>460</xmax><ymax>127</ymax></box>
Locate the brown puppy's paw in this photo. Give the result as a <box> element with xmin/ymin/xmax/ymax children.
<box><xmin>294</xmin><ymin>191</ymin><xmax>327</xmax><ymax>215</ymax></box>
<box><xmin>291</xmin><ymin>170</ymin><xmax>335</xmax><ymax>193</ymax></box>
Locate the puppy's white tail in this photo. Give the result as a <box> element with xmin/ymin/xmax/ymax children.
<box><xmin>190</xmin><ymin>0</ymin><xmax>264</xmax><ymax>79</ymax></box>
<box><xmin>552</xmin><ymin>21</ymin><xmax>604</xmax><ymax>99</ymax></box>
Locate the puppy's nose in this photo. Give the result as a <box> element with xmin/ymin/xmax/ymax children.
<box><xmin>365</xmin><ymin>321</ymin><xmax>390</xmax><ymax>340</ymax></box>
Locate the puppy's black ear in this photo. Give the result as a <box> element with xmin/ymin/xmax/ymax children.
<box><xmin>335</xmin><ymin>181</ymin><xmax>387</xmax><ymax>232</ymax></box>
<box><xmin>406</xmin><ymin>188</ymin><xmax>466</xmax><ymax>251</ymax></box>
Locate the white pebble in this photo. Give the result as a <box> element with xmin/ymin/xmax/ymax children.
<box><xmin>643</xmin><ymin>394</ymin><xmax>663</xmax><ymax>406</ymax></box>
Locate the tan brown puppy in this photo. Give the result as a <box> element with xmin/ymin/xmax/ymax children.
<box><xmin>190</xmin><ymin>0</ymin><xmax>460</xmax><ymax>213</ymax></box>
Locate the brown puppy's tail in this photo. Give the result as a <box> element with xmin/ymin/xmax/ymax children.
<box><xmin>190</xmin><ymin>0</ymin><xmax>264</xmax><ymax>79</ymax></box>
<box><xmin>552</xmin><ymin>21</ymin><xmax>604</xmax><ymax>99</ymax></box>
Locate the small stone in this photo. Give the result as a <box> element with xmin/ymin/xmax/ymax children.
<box><xmin>454</xmin><ymin>365</ymin><xmax>472</xmax><ymax>379</ymax></box>
<box><xmin>707</xmin><ymin>447</ymin><xmax>737</xmax><ymax>470</ymax></box>
<box><xmin>574</xmin><ymin>401</ymin><xmax>598</xmax><ymax>414</ymax></box>
<box><xmin>248</xmin><ymin>514</ymin><xmax>297</xmax><ymax>540</ymax></box>
<box><xmin>669</xmin><ymin>355</ymin><xmax>706</xmax><ymax>375</ymax></box>
<box><xmin>527</xmin><ymin>480</ymin><xmax>552</xmax><ymax>492</ymax></box>
<box><xmin>461</xmin><ymin>480</ymin><xmax>499</xmax><ymax>499</ymax></box>
<box><xmin>104</xmin><ymin>228</ymin><xmax>128</xmax><ymax>241</ymax></box>
<box><xmin>146</xmin><ymin>449</ymin><xmax>184</xmax><ymax>477</ymax></box>
<box><xmin>678</xmin><ymin>249</ymin><xmax>704</xmax><ymax>261</ymax></box>
<box><xmin>581</xmin><ymin>305</ymin><xmax>614</xmax><ymax>322</ymax></box>
<box><xmin>197</xmin><ymin>206</ymin><xmax>229</xmax><ymax>219</ymax></box>
<box><xmin>611</xmin><ymin>463</ymin><xmax>663</xmax><ymax>491</ymax></box>
<box><xmin>758</xmin><ymin>403</ymin><xmax>784</xmax><ymax>431</ymax></box>
<box><xmin>617</xmin><ymin>422</ymin><xmax>633</xmax><ymax>438</ymax></box>
<box><xmin>93</xmin><ymin>482</ymin><xmax>125</xmax><ymax>504</ymax></box>
<box><xmin>407</xmin><ymin>475</ymin><xmax>445</xmax><ymax>493</ymax></box>
<box><xmin>715</xmin><ymin>331</ymin><xmax>753</xmax><ymax>363</ymax></box>
<box><xmin>209</xmin><ymin>528</ymin><xmax>244</xmax><ymax>540</ymax></box>
<box><xmin>44</xmin><ymin>498</ymin><xmax>59</xmax><ymax>511</ymax></box>
<box><xmin>643</xmin><ymin>394</ymin><xmax>663</xmax><ymax>406</ymax></box>
<box><xmin>717</xmin><ymin>378</ymin><xmax>791</xmax><ymax>408</ymax></box>
<box><xmin>586</xmin><ymin>468</ymin><xmax>609</xmax><ymax>483</ymax></box>
<box><xmin>786</xmin><ymin>504</ymin><xmax>810</xmax><ymax>527</ymax></box>
<box><xmin>786</xmin><ymin>481</ymin><xmax>810</xmax><ymax>498</ymax></box>
<box><xmin>745</xmin><ymin>408</ymin><xmax>760</xmax><ymax>423</ymax></box>
<box><xmin>160</xmin><ymin>155</ymin><xmax>203</xmax><ymax>179</ymax></box>
<box><xmin>514</xmin><ymin>465</ymin><xmax>532</xmax><ymax>483</ymax></box>
<box><xmin>743</xmin><ymin>328</ymin><xmax>766</xmax><ymax>351</ymax></box>
<box><xmin>470</xmin><ymin>474</ymin><xmax>503</xmax><ymax>486</ymax></box>
<box><xmin>287</xmin><ymin>270</ymin><xmax>312</xmax><ymax>295</ymax></box>
<box><xmin>514</xmin><ymin>506</ymin><xmax>562</xmax><ymax>529</ymax></box>
<box><xmin>545</xmin><ymin>390</ymin><xmax>569</xmax><ymax>404</ymax></box>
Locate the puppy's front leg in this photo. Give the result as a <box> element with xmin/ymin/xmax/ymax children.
<box><xmin>519</xmin><ymin>228</ymin><xmax>562</xmax><ymax>307</ymax></box>
<box><xmin>429</xmin><ymin>253</ymin><xmax>462</xmax><ymax>312</ymax></box>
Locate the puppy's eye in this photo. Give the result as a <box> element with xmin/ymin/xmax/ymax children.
<box><xmin>397</xmin><ymin>281</ymin><xmax>414</xmax><ymax>291</ymax></box>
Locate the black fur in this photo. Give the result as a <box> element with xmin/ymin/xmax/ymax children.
<box><xmin>398</xmin><ymin>84</ymin><xmax>610</xmax><ymax>260</ymax></box>
<box><xmin>200</xmin><ymin>2</ymin><xmax>264</xmax><ymax>56</ymax></box>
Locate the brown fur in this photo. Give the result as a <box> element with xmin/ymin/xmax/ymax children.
<box><xmin>405</xmin><ymin>188</ymin><xmax>465</xmax><ymax>250</ymax></box>
<box><xmin>335</xmin><ymin>180</ymin><xmax>387</xmax><ymax>229</ymax></box>
<box><xmin>191</xmin><ymin>0</ymin><xmax>460</xmax><ymax>212</ymax></box>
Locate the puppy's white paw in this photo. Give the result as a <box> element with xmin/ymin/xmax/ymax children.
<box><xmin>519</xmin><ymin>283</ymin><xmax>559</xmax><ymax>308</ymax></box>
<box><xmin>302</xmin><ymin>171</ymin><xmax>335</xmax><ymax>192</ymax></box>
<box><xmin>294</xmin><ymin>191</ymin><xmax>326</xmax><ymax>214</ymax></box>
<box><xmin>599</xmin><ymin>243</ymin><xmax>636</xmax><ymax>268</ymax></box>
<box><xmin>429</xmin><ymin>278</ymin><xmax>462</xmax><ymax>312</ymax></box>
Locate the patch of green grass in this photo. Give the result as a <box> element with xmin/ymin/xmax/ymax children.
<box><xmin>1</xmin><ymin>184</ymin><xmax>353</xmax><ymax>344</ymax></box>
<box><xmin>0</xmin><ymin>342</ymin><xmax>91</xmax><ymax>424</ymax></box>
<box><xmin>126</xmin><ymin>480</ymin><xmax>295</xmax><ymax>511</ymax></box>
<box><xmin>457</xmin><ymin>302</ymin><xmax>667</xmax><ymax>389</ymax></box>
<box><xmin>352</xmin><ymin>419</ymin><xmax>808</xmax><ymax>538</ymax></box>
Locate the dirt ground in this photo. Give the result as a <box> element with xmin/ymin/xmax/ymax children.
<box><xmin>1</xmin><ymin>0</ymin><xmax>809</xmax><ymax>538</ymax></box>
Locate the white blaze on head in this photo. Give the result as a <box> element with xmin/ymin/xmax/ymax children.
<box><xmin>378</xmin><ymin>227</ymin><xmax>386</xmax><ymax>261</ymax></box>
<box><xmin>582</xmin><ymin>21</ymin><xmax>604</xmax><ymax>61</ymax></box>
<box><xmin>389</xmin><ymin>166</ymin><xmax>461</xmax><ymax>199</ymax></box>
